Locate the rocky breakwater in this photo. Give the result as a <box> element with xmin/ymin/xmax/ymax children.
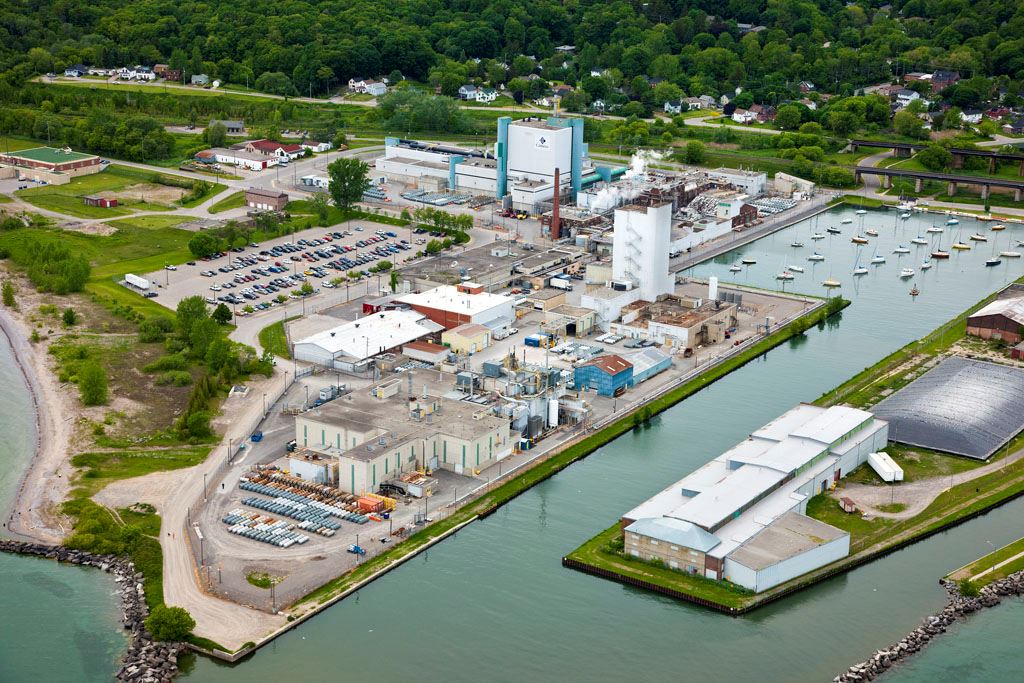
<box><xmin>833</xmin><ymin>570</ymin><xmax>1024</xmax><ymax>682</ymax></box>
<box><xmin>0</xmin><ymin>540</ymin><xmax>183</xmax><ymax>682</ymax></box>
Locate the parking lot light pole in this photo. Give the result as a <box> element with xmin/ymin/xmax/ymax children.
<box><xmin>262</xmin><ymin>392</ymin><xmax>267</xmax><ymax>417</ymax></box>
<box><xmin>203</xmin><ymin>473</ymin><xmax>208</xmax><ymax>500</ymax></box>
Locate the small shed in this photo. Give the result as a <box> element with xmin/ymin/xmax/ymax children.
<box><xmin>1011</xmin><ymin>341</ymin><xmax>1024</xmax><ymax>360</ymax></box>
<box><xmin>839</xmin><ymin>497</ymin><xmax>857</xmax><ymax>514</ymax></box>
<box><xmin>83</xmin><ymin>195</ymin><xmax>117</xmax><ymax>208</ymax></box>
<box><xmin>402</xmin><ymin>341</ymin><xmax>449</xmax><ymax>365</ymax></box>
<box><xmin>442</xmin><ymin>323</ymin><xmax>491</xmax><ymax>355</ymax></box>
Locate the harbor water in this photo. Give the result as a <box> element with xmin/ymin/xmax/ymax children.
<box><xmin>0</xmin><ymin>329</ymin><xmax>126</xmax><ymax>682</ymax></box>
<box><xmin>0</xmin><ymin>205</ymin><xmax>1021</xmax><ymax>682</ymax></box>
<box><xmin>178</xmin><ymin>206</ymin><xmax>1024</xmax><ymax>681</ymax></box>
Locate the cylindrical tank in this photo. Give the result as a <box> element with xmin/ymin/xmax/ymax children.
<box><xmin>547</xmin><ymin>398</ymin><xmax>559</xmax><ymax>427</ymax></box>
<box><xmin>528</xmin><ymin>415</ymin><xmax>544</xmax><ymax>438</ymax></box>
<box><xmin>708</xmin><ymin>276</ymin><xmax>719</xmax><ymax>301</ymax></box>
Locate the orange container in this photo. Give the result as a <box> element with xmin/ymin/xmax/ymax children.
<box><xmin>357</xmin><ymin>496</ymin><xmax>384</xmax><ymax>513</ymax></box>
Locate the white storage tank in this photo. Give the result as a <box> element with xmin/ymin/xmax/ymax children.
<box><xmin>708</xmin><ymin>276</ymin><xmax>718</xmax><ymax>301</ymax></box>
<box><xmin>547</xmin><ymin>398</ymin><xmax>559</xmax><ymax>427</ymax></box>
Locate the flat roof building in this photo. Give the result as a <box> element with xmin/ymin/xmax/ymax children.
<box><xmin>621</xmin><ymin>404</ymin><xmax>888</xmax><ymax>592</ymax></box>
<box><xmin>0</xmin><ymin>146</ymin><xmax>103</xmax><ymax>183</ymax></box>
<box><xmin>398</xmin><ymin>283</ymin><xmax>514</xmax><ymax>331</ymax></box>
<box><xmin>245</xmin><ymin>187</ymin><xmax>289</xmax><ymax>211</ymax></box>
<box><xmin>293</xmin><ymin>310</ymin><xmax>443</xmax><ymax>372</ymax></box>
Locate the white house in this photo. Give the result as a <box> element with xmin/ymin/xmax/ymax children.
<box><xmin>664</xmin><ymin>101</ymin><xmax>683</xmax><ymax>115</ymax></box>
<box><xmin>191</xmin><ymin>74</ymin><xmax>209</xmax><ymax>86</ymax></box>
<box><xmin>88</xmin><ymin>67</ymin><xmax>111</xmax><ymax>77</ymax></box>
<box><xmin>961</xmin><ymin>109</ymin><xmax>983</xmax><ymax>125</ymax></box>
<box><xmin>365</xmin><ymin>81</ymin><xmax>387</xmax><ymax>97</ymax></box>
<box><xmin>732</xmin><ymin>108</ymin><xmax>757</xmax><ymax>124</ymax></box>
<box><xmin>895</xmin><ymin>89</ymin><xmax>921</xmax><ymax>108</ymax></box>
<box><xmin>474</xmin><ymin>88</ymin><xmax>498</xmax><ymax>103</ymax></box>
<box><xmin>300</xmin><ymin>140</ymin><xmax>332</xmax><ymax>153</ymax></box>
<box><xmin>119</xmin><ymin>66</ymin><xmax>155</xmax><ymax>81</ymax></box>
<box><xmin>63</xmin><ymin>65</ymin><xmax>88</xmax><ymax>77</ymax></box>
<box><xmin>698</xmin><ymin>95</ymin><xmax>717</xmax><ymax>109</ymax></box>
<box><xmin>348</xmin><ymin>77</ymin><xmax>369</xmax><ymax>92</ymax></box>
<box><xmin>458</xmin><ymin>84</ymin><xmax>479</xmax><ymax>100</ymax></box>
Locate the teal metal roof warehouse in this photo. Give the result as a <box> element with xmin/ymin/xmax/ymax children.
<box><xmin>574</xmin><ymin>354</ymin><xmax>633</xmax><ymax>396</ymax></box>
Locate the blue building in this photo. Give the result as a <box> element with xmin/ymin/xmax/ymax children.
<box><xmin>574</xmin><ymin>355</ymin><xmax>634</xmax><ymax>397</ymax></box>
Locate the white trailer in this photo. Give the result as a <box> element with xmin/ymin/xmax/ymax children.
<box><xmin>125</xmin><ymin>273</ymin><xmax>150</xmax><ymax>290</ymax></box>
<box><xmin>867</xmin><ymin>451</ymin><xmax>904</xmax><ymax>482</ymax></box>
<box><xmin>550</xmin><ymin>277</ymin><xmax>572</xmax><ymax>291</ymax></box>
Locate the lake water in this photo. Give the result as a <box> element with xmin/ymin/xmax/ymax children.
<box><xmin>0</xmin><ymin>330</ymin><xmax>126</xmax><ymax>681</ymax></box>
<box><xmin>2</xmin><ymin>206</ymin><xmax>1022</xmax><ymax>682</ymax></box>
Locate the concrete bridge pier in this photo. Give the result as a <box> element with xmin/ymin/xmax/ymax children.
<box><xmin>980</xmin><ymin>185</ymin><xmax>990</xmax><ymax>200</ymax></box>
<box><xmin>1019</xmin><ymin>159</ymin><xmax>1024</xmax><ymax>177</ymax></box>
<box><xmin>854</xmin><ymin>171</ymin><xmax>862</xmax><ymax>184</ymax></box>
<box><xmin>951</xmin><ymin>153</ymin><xmax>964</xmax><ymax>169</ymax></box>
<box><xmin>1016</xmin><ymin>188</ymin><xmax>1022</xmax><ymax>202</ymax></box>
<box><xmin>896</xmin><ymin>146</ymin><xmax>912</xmax><ymax>158</ymax></box>
<box><xmin>947</xmin><ymin>181</ymin><xmax>958</xmax><ymax>196</ymax></box>
<box><xmin>881</xmin><ymin>176</ymin><xmax>892</xmax><ymax>189</ymax></box>
<box><xmin>915</xmin><ymin>177</ymin><xmax>923</xmax><ymax>193</ymax></box>
<box><xmin>989</xmin><ymin>157</ymin><xmax>997</xmax><ymax>174</ymax></box>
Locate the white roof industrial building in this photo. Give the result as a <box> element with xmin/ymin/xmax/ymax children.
<box><xmin>397</xmin><ymin>284</ymin><xmax>515</xmax><ymax>331</ymax></box>
<box><xmin>622</xmin><ymin>404</ymin><xmax>889</xmax><ymax>593</ymax></box>
<box><xmin>292</xmin><ymin>310</ymin><xmax>442</xmax><ymax>371</ymax></box>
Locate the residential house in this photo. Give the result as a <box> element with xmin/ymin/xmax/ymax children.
<box><xmin>589</xmin><ymin>70</ymin><xmax>603</xmax><ymax>78</ymax></box>
<box><xmin>196</xmin><ymin>148</ymin><xmax>278</xmax><ymax>171</ymax></box>
<box><xmin>591</xmin><ymin>99</ymin><xmax>606</xmax><ymax>112</ymax></box>
<box><xmin>555</xmin><ymin>45</ymin><xmax>576</xmax><ymax>53</ymax></box>
<box><xmin>797</xmin><ymin>98</ymin><xmax>817</xmax><ymax>111</ymax></box>
<box><xmin>750</xmin><ymin>104</ymin><xmax>777</xmax><ymax>122</ymax></box>
<box><xmin>191</xmin><ymin>74</ymin><xmax>209</xmax><ymax>86</ymax></box>
<box><xmin>1002</xmin><ymin>118</ymin><xmax>1024</xmax><ymax>135</ymax></box>
<box><xmin>162</xmin><ymin>69</ymin><xmax>181</xmax><ymax>82</ymax></box>
<box><xmin>961</xmin><ymin>109</ymin><xmax>983</xmax><ymax>125</ymax></box>
<box><xmin>904</xmin><ymin>72</ymin><xmax>931</xmax><ymax>85</ymax></box>
<box><xmin>365</xmin><ymin>81</ymin><xmax>387</xmax><ymax>97</ymax></box>
<box><xmin>895</xmin><ymin>89</ymin><xmax>921</xmax><ymax>109</ymax></box>
<box><xmin>552</xmin><ymin>84</ymin><xmax>574</xmax><ymax>98</ymax></box>
<box><xmin>731</xmin><ymin>108</ymin><xmax>757</xmax><ymax>124</ymax></box>
<box><xmin>87</xmin><ymin>67</ymin><xmax>111</xmax><ymax>77</ymax></box>
<box><xmin>244</xmin><ymin>139</ymin><xmax>304</xmax><ymax>160</ymax></box>
<box><xmin>698</xmin><ymin>95</ymin><xmax>717</xmax><ymax>109</ymax></box>
<box><xmin>931</xmin><ymin>70</ymin><xmax>960</xmax><ymax>92</ymax></box>
<box><xmin>458</xmin><ymin>84</ymin><xmax>479</xmax><ymax>100</ymax></box>
<box><xmin>719</xmin><ymin>94</ymin><xmax>731</xmax><ymax>107</ymax></box>
<box><xmin>474</xmin><ymin>88</ymin><xmax>497</xmax><ymax>103</ymax></box>
<box><xmin>63</xmin><ymin>64</ymin><xmax>89</xmax><ymax>77</ymax></box>
<box><xmin>664</xmin><ymin>100</ymin><xmax>683</xmax><ymax>115</ymax></box>
<box><xmin>300</xmin><ymin>140</ymin><xmax>332</xmax><ymax>153</ymax></box>
<box><xmin>799</xmin><ymin>81</ymin><xmax>815</xmax><ymax>94</ymax></box>
<box><xmin>348</xmin><ymin>77</ymin><xmax>369</xmax><ymax>92</ymax></box>
<box><xmin>119</xmin><ymin>65</ymin><xmax>155</xmax><ymax>81</ymax></box>
<box><xmin>152</xmin><ymin>64</ymin><xmax>170</xmax><ymax>77</ymax></box>
<box><xmin>985</xmin><ymin>107</ymin><xmax>1010</xmax><ymax>120</ymax></box>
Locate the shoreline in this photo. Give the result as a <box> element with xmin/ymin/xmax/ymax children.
<box><xmin>0</xmin><ymin>296</ymin><xmax>73</xmax><ymax>544</ymax></box>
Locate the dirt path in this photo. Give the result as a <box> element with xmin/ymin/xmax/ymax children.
<box><xmin>840</xmin><ymin>446</ymin><xmax>1024</xmax><ymax>520</ymax></box>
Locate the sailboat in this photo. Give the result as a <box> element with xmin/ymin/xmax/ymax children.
<box><xmin>986</xmin><ymin>257</ymin><xmax>1002</xmax><ymax>267</ymax></box>
<box><xmin>870</xmin><ymin>250</ymin><xmax>886</xmax><ymax>265</ymax></box>
<box><xmin>787</xmin><ymin>264</ymin><xmax>805</xmax><ymax>273</ymax></box>
<box><xmin>951</xmin><ymin>228</ymin><xmax>970</xmax><ymax>250</ymax></box>
<box><xmin>741</xmin><ymin>257</ymin><xmax>757</xmax><ymax>265</ymax></box>
<box><xmin>910</xmin><ymin>235</ymin><xmax>928</xmax><ymax>245</ymax></box>
<box><xmin>893</xmin><ymin>245</ymin><xmax>910</xmax><ymax>254</ymax></box>
<box><xmin>921</xmin><ymin>259</ymin><xmax>933</xmax><ymax>270</ymax></box>
<box><xmin>827</xmin><ymin>226</ymin><xmax>842</xmax><ymax>234</ymax></box>
<box><xmin>992</xmin><ymin>224</ymin><xmax>1006</xmax><ymax>231</ymax></box>
<box><xmin>776</xmin><ymin>269</ymin><xmax>795</xmax><ymax>281</ymax></box>
<box><xmin>910</xmin><ymin>284</ymin><xmax>920</xmax><ymax>297</ymax></box>
<box><xmin>853</xmin><ymin>253</ymin><xmax>868</xmax><ymax>276</ymax></box>
<box><xmin>807</xmin><ymin>251</ymin><xmax>825</xmax><ymax>262</ymax></box>
<box><xmin>729</xmin><ymin>263</ymin><xmax>742</xmax><ymax>272</ymax></box>
<box><xmin>930</xmin><ymin>245</ymin><xmax>950</xmax><ymax>259</ymax></box>
<box><xmin>811</xmin><ymin>232</ymin><xmax>826</xmax><ymax>240</ymax></box>
<box><xmin>851</xmin><ymin>235</ymin><xmax>868</xmax><ymax>244</ymax></box>
<box><xmin>855</xmin><ymin>209</ymin><xmax>867</xmax><ymax>215</ymax></box>
<box><xmin>969</xmin><ymin>233</ymin><xmax>987</xmax><ymax>242</ymax></box>
<box><xmin>841</xmin><ymin>218</ymin><xmax>854</xmax><ymax>224</ymax></box>
<box><xmin>899</xmin><ymin>267</ymin><xmax>915</xmax><ymax>278</ymax></box>
<box><xmin>926</xmin><ymin>225</ymin><xmax>943</xmax><ymax>233</ymax></box>
<box><xmin>900</xmin><ymin>212</ymin><xmax>911</xmax><ymax>220</ymax></box>
<box><xmin>1000</xmin><ymin>250</ymin><xmax>1021</xmax><ymax>258</ymax></box>
<box><xmin>946</xmin><ymin>218</ymin><xmax>959</xmax><ymax>225</ymax></box>
<box><xmin>865</xmin><ymin>228</ymin><xmax>879</xmax><ymax>237</ymax></box>
<box><xmin>822</xmin><ymin>277</ymin><xmax>841</xmax><ymax>288</ymax></box>
<box><xmin>790</xmin><ymin>240</ymin><xmax>805</xmax><ymax>248</ymax></box>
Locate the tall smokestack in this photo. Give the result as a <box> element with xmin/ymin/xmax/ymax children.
<box><xmin>551</xmin><ymin>168</ymin><xmax>561</xmax><ymax>241</ymax></box>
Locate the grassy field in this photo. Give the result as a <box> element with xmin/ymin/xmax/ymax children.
<box><xmin>13</xmin><ymin>164</ymin><xmax>217</xmax><ymax>218</ymax></box>
<box><xmin>947</xmin><ymin>536</ymin><xmax>1024</xmax><ymax>585</ymax></box>
<box><xmin>257</xmin><ymin>318</ymin><xmax>294</xmax><ymax>358</ymax></box>
<box><xmin>842</xmin><ymin>443</ymin><xmax>987</xmax><ymax>485</ymax></box>
<box><xmin>0</xmin><ymin>135</ymin><xmax>39</xmax><ymax>152</ymax></box>
<box><xmin>208</xmin><ymin>191</ymin><xmax>245</xmax><ymax>214</ymax></box>
<box><xmin>70</xmin><ymin>446</ymin><xmax>211</xmax><ymax>498</ymax></box>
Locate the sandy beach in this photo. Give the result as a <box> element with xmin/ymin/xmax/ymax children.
<box><xmin>0</xmin><ymin>294</ymin><xmax>74</xmax><ymax>544</ymax></box>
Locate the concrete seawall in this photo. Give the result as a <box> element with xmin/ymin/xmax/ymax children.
<box><xmin>0</xmin><ymin>540</ymin><xmax>184</xmax><ymax>682</ymax></box>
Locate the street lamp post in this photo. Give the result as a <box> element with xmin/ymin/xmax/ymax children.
<box><xmin>203</xmin><ymin>472</ymin><xmax>208</xmax><ymax>500</ymax></box>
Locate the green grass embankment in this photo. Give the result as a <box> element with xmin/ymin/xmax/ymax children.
<box><xmin>947</xmin><ymin>537</ymin><xmax>1024</xmax><ymax>586</ymax></box>
<box><xmin>257</xmin><ymin>318</ymin><xmax>295</xmax><ymax>358</ymax></box>
<box><xmin>295</xmin><ymin>298</ymin><xmax>846</xmax><ymax>609</ymax></box>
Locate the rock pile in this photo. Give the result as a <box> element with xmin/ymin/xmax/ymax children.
<box><xmin>833</xmin><ymin>570</ymin><xmax>1024</xmax><ymax>682</ymax></box>
<box><xmin>0</xmin><ymin>540</ymin><xmax>184</xmax><ymax>682</ymax></box>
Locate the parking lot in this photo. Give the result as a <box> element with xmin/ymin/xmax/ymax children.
<box><xmin>141</xmin><ymin>220</ymin><xmax>420</xmax><ymax>313</ymax></box>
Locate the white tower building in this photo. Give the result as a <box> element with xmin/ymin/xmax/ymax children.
<box><xmin>612</xmin><ymin>202</ymin><xmax>674</xmax><ymax>301</ymax></box>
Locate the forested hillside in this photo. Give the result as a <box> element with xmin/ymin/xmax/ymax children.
<box><xmin>1</xmin><ymin>0</ymin><xmax>1022</xmax><ymax>99</ymax></box>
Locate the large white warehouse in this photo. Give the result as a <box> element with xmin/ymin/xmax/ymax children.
<box><xmin>621</xmin><ymin>404</ymin><xmax>889</xmax><ymax>592</ymax></box>
<box><xmin>292</xmin><ymin>310</ymin><xmax>442</xmax><ymax>372</ymax></box>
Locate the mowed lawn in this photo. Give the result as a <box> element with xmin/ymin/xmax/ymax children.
<box><xmin>208</xmin><ymin>190</ymin><xmax>246</xmax><ymax>213</ymax></box>
<box><xmin>15</xmin><ymin>165</ymin><xmax>192</xmax><ymax>218</ymax></box>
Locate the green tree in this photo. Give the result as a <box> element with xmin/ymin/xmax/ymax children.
<box><xmin>389</xmin><ymin>270</ymin><xmax>400</xmax><ymax>292</ymax></box>
<box><xmin>78</xmin><ymin>361</ymin><xmax>108</xmax><ymax>406</ymax></box>
<box><xmin>189</xmin><ymin>318</ymin><xmax>220</xmax><ymax>358</ymax></box>
<box><xmin>62</xmin><ymin>308</ymin><xmax>77</xmax><ymax>326</ymax></box>
<box><xmin>299</xmin><ymin>281</ymin><xmax>314</xmax><ymax>296</ymax></box>
<box><xmin>212</xmin><ymin>303</ymin><xmax>233</xmax><ymax>324</ymax></box>
<box><xmin>187</xmin><ymin>233</ymin><xmax>223</xmax><ymax>258</ymax></box>
<box><xmin>917</xmin><ymin>144</ymin><xmax>952</xmax><ymax>171</ymax></box>
<box><xmin>145</xmin><ymin>605</ymin><xmax>195</xmax><ymax>642</ymax></box>
<box><xmin>893</xmin><ymin>111</ymin><xmax>928</xmax><ymax>139</ymax></box>
<box><xmin>309</xmin><ymin>191</ymin><xmax>330</xmax><ymax>224</ymax></box>
<box><xmin>425</xmin><ymin>239</ymin><xmax>443</xmax><ymax>254</ymax></box>
<box><xmin>1</xmin><ymin>281</ymin><xmax>15</xmax><ymax>308</ymax></box>
<box><xmin>254</xmin><ymin>71</ymin><xmax>295</xmax><ymax>96</ymax></box>
<box><xmin>204</xmin><ymin>121</ymin><xmax>227</xmax><ymax>147</ymax></box>
<box><xmin>775</xmin><ymin>105</ymin><xmax>803</xmax><ymax>130</ymax></box>
<box><xmin>176</xmin><ymin>296</ymin><xmax>210</xmax><ymax>341</ymax></box>
<box><xmin>684</xmin><ymin>140</ymin><xmax>706</xmax><ymax>164</ymax></box>
<box><xmin>326</xmin><ymin>157</ymin><xmax>369</xmax><ymax>210</ymax></box>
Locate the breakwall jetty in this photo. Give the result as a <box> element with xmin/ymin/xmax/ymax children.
<box><xmin>833</xmin><ymin>570</ymin><xmax>1024</xmax><ymax>682</ymax></box>
<box><xmin>0</xmin><ymin>540</ymin><xmax>183</xmax><ymax>682</ymax></box>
